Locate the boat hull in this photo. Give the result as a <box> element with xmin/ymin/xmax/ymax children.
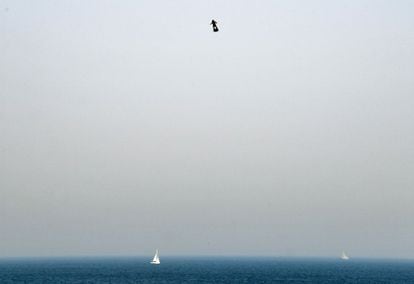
<box><xmin>150</xmin><ymin>261</ymin><xmax>160</xmax><ymax>265</ymax></box>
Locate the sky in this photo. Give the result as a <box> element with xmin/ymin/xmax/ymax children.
<box><xmin>1</xmin><ymin>0</ymin><xmax>414</xmax><ymax>258</ymax></box>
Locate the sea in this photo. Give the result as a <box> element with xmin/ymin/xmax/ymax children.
<box><xmin>1</xmin><ymin>257</ymin><xmax>413</xmax><ymax>283</ymax></box>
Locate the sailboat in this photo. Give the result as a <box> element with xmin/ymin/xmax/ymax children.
<box><xmin>150</xmin><ymin>249</ymin><xmax>160</xmax><ymax>264</ymax></box>
<box><xmin>341</xmin><ymin>251</ymin><xmax>350</xmax><ymax>260</ymax></box>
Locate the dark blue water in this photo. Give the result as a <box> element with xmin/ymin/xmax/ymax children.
<box><xmin>1</xmin><ymin>257</ymin><xmax>413</xmax><ymax>283</ymax></box>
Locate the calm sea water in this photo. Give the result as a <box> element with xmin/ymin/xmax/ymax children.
<box><xmin>0</xmin><ymin>257</ymin><xmax>413</xmax><ymax>283</ymax></box>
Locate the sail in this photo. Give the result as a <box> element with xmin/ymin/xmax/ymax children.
<box><xmin>152</xmin><ymin>250</ymin><xmax>159</xmax><ymax>262</ymax></box>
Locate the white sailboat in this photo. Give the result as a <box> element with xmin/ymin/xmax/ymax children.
<box><xmin>150</xmin><ymin>249</ymin><xmax>160</xmax><ymax>264</ymax></box>
<box><xmin>341</xmin><ymin>251</ymin><xmax>350</xmax><ymax>260</ymax></box>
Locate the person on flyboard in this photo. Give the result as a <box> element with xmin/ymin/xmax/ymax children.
<box><xmin>210</xmin><ymin>19</ymin><xmax>219</xmax><ymax>32</ymax></box>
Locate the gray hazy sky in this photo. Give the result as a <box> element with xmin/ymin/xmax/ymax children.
<box><xmin>1</xmin><ymin>0</ymin><xmax>414</xmax><ymax>258</ymax></box>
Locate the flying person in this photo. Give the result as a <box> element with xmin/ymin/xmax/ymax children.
<box><xmin>210</xmin><ymin>19</ymin><xmax>219</xmax><ymax>32</ymax></box>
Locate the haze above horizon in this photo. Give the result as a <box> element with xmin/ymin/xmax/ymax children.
<box><xmin>1</xmin><ymin>0</ymin><xmax>413</xmax><ymax>258</ymax></box>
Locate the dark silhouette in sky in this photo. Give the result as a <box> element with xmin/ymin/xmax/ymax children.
<box><xmin>210</xmin><ymin>19</ymin><xmax>219</xmax><ymax>32</ymax></box>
